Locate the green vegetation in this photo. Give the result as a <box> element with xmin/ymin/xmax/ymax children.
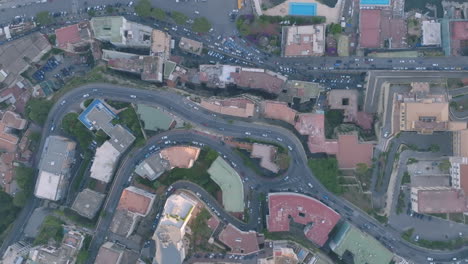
<box><xmin>438</xmin><ymin>159</ymin><xmax>451</xmax><ymax>173</ymax></box>
<box><xmin>403</xmin><ymin>226</ymin><xmax>468</xmax><ymax>250</ymax></box>
<box><xmin>47</xmin><ymin>34</ymin><xmax>56</xmax><ymax>45</ymax></box>
<box><xmin>134</xmin><ymin>0</ymin><xmax>152</xmax><ymax>17</ymax></box>
<box><xmin>34</xmin><ymin>216</ymin><xmax>64</xmax><ymax>245</ymax></box>
<box><xmin>401</xmin><ymin>228</ymin><xmax>414</xmax><ymax>241</ymax></box>
<box><xmin>406</xmin><ymin>158</ymin><xmax>418</xmax><ymax>165</ymax></box>
<box><xmin>115</xmin><ymin>106</ymin><xmax>145</xmax><ymax>147</ymax></box>
<box><xmin>61</xmin><ymin>113</ymin><xmax>93</xmax><ymax>149</ymax></box>
<box><xmin>171</xmin><ymin>11</ymin><xmax>188</xmax><ymax>24</ymax></box>
<box><xmin>151</xmin><ymin>8</ymin><xmax>166</xmax><ymax>20</ymax></box>
<box><xmin>25</xmin><ymin>98</ymin><xmax>53</xmax><ymax>125</ymax></box>
<box><xmin>355</xmin><ymin>163</ymin><xmax>371</xmax><ymax>192</ymax></box>
<box><xmin>95</xmin><ymin>129</ymin><xmax>109</xmax><ymax>146</ymax></box>
<box><xmin>70</xmin><ymin>152</ymin><xmax>92</xmax><ymax>193</ymax></box>
<box><xmin>60</xmin><ymin>208</ymin><xmax>96</xmax><ymax>228</ymax></box>
<box><xmin>35</xmin><ymin>11</ymin><xmax>54</xmax><ymax>25</ymax></box>
<box><xmin>136</xmin><ymin>176</ymin><xmax>161</xmax><ymax>190</ymax></box>
<box><xmin>192</xmin><ymin>17</ymin><xmax>212</xmax><ymax>33</ymax></box>
<box><xmin>325</xmin><ymin>110</ymin><xmax>344</xmax><ymax>139</ymax></box>
<box><xmin>234</xmin><ymin>148</ymin><xmax>263</xmax><ymax>175</ymax></box>
<box><xmin>0</xmin><ymin>191</ymin><xmax>20</xmax><ymax>238</ymax></box>
<box><xmin>368</xmin><ymin>210</ymin><xmax>388</xmax><ymax>224</ymax></box>
<box><xmin>28</xmin><ymin>131</ymin><xmax>41</xmax><ymax>152</ymax></box>
<box><xmin>158</xmin><ymin>148</ymin><xmax>221</xmax><ymax>196</ymax></box>
<box><xmin>328</xmin><ymin>23</ymin><xmax>342</xmax><ymax>35</ymax></box>
<box><xmin>429</xmin><ymin>144</ymin><xmax>440</xmax><ymax>152</ymax></box>
<box><xmin>264</xmin><ymin>230</ymin><xmax>318</xmax><ymax>251</ymax></box>
<box><xmin>105</xmin><ymin>99</ymin><xmax>130</xmax><ymax>110</ymax></box>
<box><xmin>308</xmin><ymin>158</ymin><xmax>342</xmax><ymax>194</ymax></box>
<box><xmin>188</xmin><ymin>209</ymin><xmax>217</xmax><ymax>252</ymax></box>
<box><xmin>83</xmin><ymin>98</ymin><xmax>93</xmax><ymax>108</ymax></box>
<box><xmin>105</xmin><ymin>5</ymin><xmax>114</xmax><ymax>14</ymax></box>
<box><xmin>76</xmin><ymin>235</ymin><xmax>92</xmax><ymax>264</ymax></box>
<box><xmin>402</xmin><ymin>171</ymin><xmax>411</xmax><ymax>185</ymax></box>
<box><xmin>13</xmin><ymin>166</ymin><xmax>36</xmax><ymax>207</ymax></box>
<box><xmin>396</xmin><ymin>191</ymin><xmax>405</xmax><ymax>215</ymax></box>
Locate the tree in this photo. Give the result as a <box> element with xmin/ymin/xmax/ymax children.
<box><xmin>15</xmin><ymin>166</ymin><xmax>35</xmax><ymax>193</ymax></box>
<box><xmin>34</xmin><ymin>216</ymin><xmax>64</xmax><ymax>245</ymax></box>
<box><xmin>0</xmin><ymin>190</ymin><xmax>20</xmax><ymax>232</ymax></box>
<box><xmin>134</xmin><ymin>0</ymin><xmax>152</xmax><ymax>17</ymax></box>
<box><xmin>438</xmin><ymin>159</ymin><xmax>451</xmax><ymax>173</ymax></box>
<box><xmin>192</xmin><ymin>17</ymin><xmax>212</xmax><ymax>33</ymax></box>
<box><xmin>355</xmin><ymin>163</ymin><xmax>368</xmax><ymax>176</ymax></box>
<box><xmin>61</xmin><ymin>113</ymin><xmax>93</xmax><ymax>149</ymax></box>
<box><xmin>308</xmin><ymin>158</ymin><xmax>342</xmax><ymax>194</ymax></box>
<box><xmin>25</xmin><ymin>98</ymin><xmax>53</xmax><ymax>126</ymax></box>
<box><xmin>171</xmin><ymin>11</ymin><xmax>188</xmax><ymax>25</ymax></box>
<box><xmin>329</xmin><ymin>23</ymin><xmax>342</xmax><ymax>35</ymax></box>
<box><xmin>105</xmin><ymin>5</ymin><xmax>114</xmax><ymax>14</ymax></box>
<box><xmin>151</xmin><ymin>8</ymin><xmax>166</xmax><ymax>20</ymax></box>
<box><xmin>35</xmin><ymin>11</ymin><xmax>53</xmax><ymax>25</ymax></box>
<box><xmin>13</xmin><ymin>190</ymin><xmax>28</xmax><ymax>207</ymax></box>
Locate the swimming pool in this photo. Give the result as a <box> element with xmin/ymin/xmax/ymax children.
<box><xmin>360</xmin><ymin>0</ymin><xmax>390</xmax><ymax>5</ymax></box>
<box><xmin>289</xmin><ymin>2</ymin><xmax>317</xmax><ymax>16</ymax></box>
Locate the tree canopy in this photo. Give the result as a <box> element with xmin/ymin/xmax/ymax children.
<box><xmin>25</xmin><ymin>98</ymin><xmax>53</xmax><ymax>126</ymax></box>
<box><xmin>134</xmin><ymin>0</ymin><xmax>152</xmax><ymax>17</ymax></box>
<box><xmin>192</xmin><ymin>17</ymin><xmax>212</xmax><ymax>33</ymax></box>
<box><xmin>35</xmin><ymin>11</ymin><xmax>54</xmax><ymax>25</ymax></box>
<box><xmin>0</xmin><ymin>190</ymin><xmax>20</xmax><ymax>233</ymax></box>
<box><xmin>61</xmin><ymin>113</ymin><xmax>93</xmax><ymax>149</ymax></box>
<box><xmin>34</xmin><ymin>216</ymin><xmax>64</xmax><ymax>245</ymax></box>
<box><xmin>308</xmin><ymin>158</ymin><xmax>342</xmax><ymax>194</ymax></box>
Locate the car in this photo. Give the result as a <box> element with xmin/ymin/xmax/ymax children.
<box><xmin>60</xmin><ymin>100</ymin><xmax>66</xmax><ymax>106</ymax></box>
<box><xmin>308</xmin><ymin>183</ymin><xmax>314</xmax><ymax>188</ymax></box>
<box><xmin>161</xmin><ymin>136</ymin><xmax>168</xmax><ymax>140</ymax></box>
<box><xmin>82</xmin><ymin>94</ymin><xmax>89</xmax><ymax>98</ymax></box>
<box><xmin>276</xmin><ymin>137</ymin><xmax>283</xmax><ymax>142</ymax></box>
<box><xmin>194</xmin><ymin>10</ymin><xmax>200</xmax><ymax>14</ymax></box>
<box><xmin>384</xmin><ymin>131</ymin><xmax>389</xmax><ymax>138</ymax></box>
<box><xmin>288</xmin><ymin>145</ymin><xmax>293</xmax><ymax>151</ymax></box>
<box><xmin>414</xmin><ymin>235</ymin><xmax>419</xmax><ymax>242</ymax></box>
<box><xmin>262</xmin><ymin>134</ymin><xmax>267</xmax><ymax>137</ymax></box>
<box><xmin>427</xmin><ymin>257</ymin><xmax>434</xmax><ymax>261</ymax></box>
<box><xmin>130</xmin><ymin>95</ymin><xmax>136</xmax><ymax>98</ymax></box>
<box><xmin>50</xmin><ymin>125</ymin><xmax>55</xmax><ymax>131</ymax></box>
<box><xmin>245</xmin><ymin>132</ymin><xmax>251</xmax><ymax>135</ymax></box>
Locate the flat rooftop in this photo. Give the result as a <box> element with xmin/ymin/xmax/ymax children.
<box><xmin>117</xmin><ymin>186</ymin><xmax>156</xmax><ymax>217</ymax></box>
<box><xmin>359</xmin><ymin>9</ymin><xmax>381</xmax><ymax>48</ymax></box>
<box><xmin>282</xmin><ymin>25</ymin><xmax>325</xmax><ymax>57</ymax></box>
<box><xmin>179</xmin><ymin>37</ymin><xmax>203</xmax><ymax>55</ymax></box>
<box><xmin>231</xmin><ymin>68</ymin><xmax>286</xmax><ymax>94</ymax></box>
<box><xmin>422</xmin><ymin>21</ymin><xmax>441</xmax><ymax>46</ymax></box>
<box><xmin>218</xmin><ymin>224</ymin><xmax>260</xmax><ymax>255</ymax></box>
<box><xmin>160</xmin><ymin>146</ymin><xmax>200</xmax><ymax>169</ymax></box>
<box><xmin>71</xmin><ymin>188</ymin><xmax>105</xmax><ymax>219</ymax></box>
<box><xmin>200</xmin><ymin>98</ymin><xmax>255</xmax><ymax>118</ymax></box>
<box><xmin>415</xmin><ymin>188</ymin><xmax>468</xmax><ymax>213</ymax></box>
<box><xmin>89</xmin><ymin>141</ymin><xmax>120</xmax><ymax>183</ymax></box>
<box><xmin>263</xmin><ymin>101</ymin><xmax>297</xmax><ymax>125</ymax></box>
<box><xmin>208</xmin><ymin>157</ymin><xmax>244</xmax><ymax>212</ymax></box>
<box><xmin>267</xmin><ymin>192</ymin><xmax>340</xmax><ymax>246</ymax></box>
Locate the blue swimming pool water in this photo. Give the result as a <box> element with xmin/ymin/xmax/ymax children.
<box><xmin>360</xmin><ymin>0</ymin><xmax>390</xmax><ymax>5</ymax></box>
<box><xmin>289</xmin><ymin>2</ymin><xmax>317</xmax><ymax>16</ymax></box>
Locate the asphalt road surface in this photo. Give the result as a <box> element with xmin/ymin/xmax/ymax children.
<box><xmin>1</xmin><ymin>83</ymin><xmax>467</xmax><ymax>264</ymax></box>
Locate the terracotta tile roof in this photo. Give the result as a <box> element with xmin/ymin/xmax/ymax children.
<box><xmin>452</xmin><ymin>21</ymin><xmax>468</xmax><ymax>40</ymax></box>
<box><xmin>160</xmin><ymin>146</ymin><xmax>200</xmax><ymax>169</ymax></box>
<box><xmin>267</xmin><ymin>193</ymin><xmax>340</xmax><ymax>246</ymax></box>
<box><xmin>359</xmin><ymin>9</ymin><xmax>381</xmax><ymax>48</ymax></box>
<box><xmin>2</xmin><ymin>111</ymin><xmax>26</xmax><ymax>129</ymax></box>
<box><xmin>56</xmin><ymin>24</ymin><xmax>82</xmax><ymax>50</ymax></box>
<box><xmin>201</xmin><ymin>98</ymin><xmax>255</xmax><ymax>118</ymax></box>
<box><xmin>218</xmin><ymin>224</ymin><xmax>260</xmax><ymax>255</ymax></box>
<box><xmin>231</xmin><ymin>69</ymin><xmax>286</xmax><ymax>94</ymax></box>
<box><xmin>117</xmin><ymin>186</ymin><xmax>155</xmax><ymax>216</ymax></box>
<box><xmin>460</xmin><ymin>164</ymin><xmax>468</xmax><ymax>195</ymax></box>
<box><xmin>336</xmin><ymin>133</ymin><xmax>373</xmax><ymax>169</ymax></box>
<box><xmin>263</xmin><ymin>101</ymin><xmax>297</xmax><ymax>125</ymax></box>
<box><xmin>416</xmin><ymin>188</ymin><xmax>468</xmax><ymax>213</ymax></box>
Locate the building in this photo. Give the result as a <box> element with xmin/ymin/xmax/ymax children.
<box><xmin>263</xmin><ymin>101</ymin><xmax>297</xmax><ymax>125</ymax></box>
<box><xmin>0</xmin><ymin>32</ymin><xmax>51</xmax><ymax>89</ymax></box>
<box><xmin>267</xmin><ymin>192</ymin><xmax>340</xmax><ymax>246</ymax></box>
<box><xmin>136</xmin><ymin>104</ymin><xmax>175</xmax><ymax>131</ymax></box>
<box><xmin>328</xmin><ymin>90</ymin><xmax>373</xmax><ymax>130</ymax></box>
<box><xmin>281</xmin><ymin>80</ymin><xmax>324</xmax><ymax>104</ymax></box>
<box><xmin>104</xmin><ymin>50</ymin><xmax>164</xmax><ymax>82</ymax></box>
<box><xmin>55</xmin><ymin>21</ymin><xmax>92</xmax><ymax>53</ymax></box>
<box><xmin>90</xmin><ymin>141</ymin><xmax>121</xmax><ymax>183</ymax></box>
<box><xmin>330</xmin><ymin>222</ymin><xmax>394</xmax><ymax>264</ymax></box>
<box><xmin>179</xmin><ymin>37</ymin><xmax>203</xmax><ymax>55</ymax></box>
<box><xmin>34</xmin><ymin>136</ymin><xmax>76</xmax><ymax>201</ymax></box>
<box><xmin>153</xmin><ymin>193</ymin><xmax>198</xmax><ymax>264</ymax></box>
<box><xmin>451</xmin><ymin>21</ymin><xmax>468</xmax><ymax>56</ymax></box>
<box><xmin>218</xmin><ymin>224</ymin><xmax>262</xmax><ymax>255</ymax></box>
<box><xmin>1</xmin><ymin>241</ymin><xmax>32</xmax><ymax>264</ymax></box>
<box><xmin>91</xmin><ymin>16</ymin><xmax>152</xmax><ymax>48</ymax></box>
<box><xmin>199</xmin><ymin>64</ymin><xmax>238</xmax><ymax>88</ymax></box>
<box><xmin>0</xmin><ymin>152</ymin><xmax>16</xmax><ymax>194</ymax></box>
<box><xmin>134</xmin><ymin>152</ymin><xmax>170</xmax><ymax>180</ymax></box>
<box><xmin>0</xmin><ymin>111</ymin><xmax>28</xmax><ymax>152</ymax></box>
<box><xmin>359</xmin><ymin>9</ymin><xmax>381</xmax><ymax>48</ymax></box>
<box><xmin>160</xmin><ymin>146</ymin><xmax>200</xmax><ymax>169</ymax></box>
<box><xmin>71</xmin><ymin>188</ymin><xmax>105</xmax><ymax>219</ymax></box>
<box><xmin>410</xmin><ymin>187</ymin><xmax>468</xmax><ymax>213</ymax></box>
<box><xmin>200</xmin><ymin>97</ymin><xmax>255</xmax><ymax>118</ymax></box>
<box><xmin>422</xmin><ymin>20</ymin><xmax>441</xmax><ymax>46</ymax></box>
<box><xmin>251</xmin><ymin>143</ymin><xmax>280</xmax><ymax>173</ymax></box>
<box><xmin>453</xmin><ymin>130</ymin><xmax>468</xmax><ymax>157</ymax></box>
<box><xmin>282</xmin><ymin>24</ymin><xmax>325</xmax><ymax>57</ymax></box>
<box><xmin>151</xmin><ymin>29</ymin><xmax>171</xmax><ymax>59</ymax></box>
<box><xmin>117</xmin><ymin>186</ymin><xmax>156</xmax><ymax>217</ymax></box>
<box><xmin>79</xmin><ymin>99</ymin><xmax>135</xmax><ymax>183</ymax></box>
<box><xmin>29</xmin><ymin>229</ymin><xmax>85</xmax><ymax>264</ymax></box>
<box><xmin>208</xmin><ymin>157</ymin><xmax>244</xmax><ymax>212</ymax></box>
<box><xmin>359</xmin><ymin>0</ymin><xmax>390</xmax><ymax>6</ymax></box>
<box><xmin>95</xmin><ymin>242</ymin><xmax>125</xmax><ymax>264</ymax></box>
<box><xmin>336</xmin><ymin>133</ymin><xmax>373</xmax><ymax>169</ymax></box>
<box><xmin>110</xmin><ymin>186</ymin><xmax>156</xmax><ymax>237</ymax></box>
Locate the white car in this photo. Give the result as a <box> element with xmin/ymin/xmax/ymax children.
<box><xmin>384</xmin><ymin>132</ymin><xmax>389</xmax><ymax>138</ymax></box>
<box><xmin>245</xmin><ymin>132</ymin><xmax>251</xmax><ymax>135</ymax></box>
<box><xmin>130</xmin><ymin>95</ymin><xmax>136</xmax><ymax>98</ymax></box>
<box><xmin>82</xmin><ymin>94</ymin><xmax>89</xmax><ymax>98</ymax></box>
<box><xmin>276</xmin><ymin>137</ymin><xmax>283</xmax><ymax>142</ymax></box>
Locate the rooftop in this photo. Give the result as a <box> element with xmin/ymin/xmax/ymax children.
<box><xmin>282</xmin><ymin>25</ymin><xmax>325</xmax><ymax>57</ymax></box>
<box><xmin>231</xmin><ymin>68</ymin><xmax>286</xmax><ymax>94</ymax></box>
<box><xmin>251</xmin><ymin>143</ymin><xmax>279</xmax><ymax>173</ymax></box>
<box><xmin>91</xmin><ymin>16</ymin><xmax>152</xmax><ymax>47</ymax></box>
<box><xmin>107</xmin><ymin>53</ymin><xmax>163</xmax><ymax>82</ymax></box>
<box><xmin>151</xmin><ymin>29</ymin><xmax>171</xmax><ymax>58</ymax></box>
<box><xmin>179</xmin><ymin>37</ymin><xmax>203</xmax><ymax>55</ymax></box>
<box><xmin>294</xmin><ymin>113</ymin><xmax>339</xmax><ymax>155</ymax></box>
<box><xmin>328</xmin><ymin>90</ymin><xmax>358</xmax><ymax>123</ymax></box>
<box><xmin>263</xmin><ymin>101</ymin><xmax>297</xmax><ymax>125</ymax></box>
<box><xmin>117</xmin><ymin>186</ymin><xmax>156</xmax><ymax>217</ymax></box>
<box><xmin>208</xmin><ymin>157</ymin><xmax>244</xmax><ymax>212</ymax></box>
<box><xmin>267</xmin><ymin>192</ymin><xmax>340</xmax><ymax>246</ymax></box>
<box><xmin>95</xmin><ymin>242</ymin><xmax>124</xmax><ymax>264</ymax></box>
<box><xmin>160</xmin><ymin>146</ymin><xmax>200</xmax><ymax>169</ymax></box>
<box><xmin>89</xmin><ymin>141</ymin><xmax>121</xmax><ymax>183</ymax></box>
<box><xmin>399</xmin><ymin>99</ymin><xmax>449</xmax><ymax>132</ymax></box>
<box><xmin>412</xmin><ymin>187</ymin><xmax>468</xmax><ymax>213</ymax></box>
<box><xmin>2</xmin><ymin>111</ymin><xmax>27</xmax><ymax>130</ymax></box>
<box><xmin>159</xmin><ymin>192</ymin><xmax>197</xmax><ymax>231</ymax></box>
<box><xmin>135</xmin><ymin>152</ymin><xmax>170</xmax><ymax>181</ymax></box>
<box><xmin>38</xmin><ymin>136</ymin><xmax>76</xmax><ymax>176</ymax></box>
<box><xmin>110</xmin><ymin>209</ymin><xmax>138</xmax><ymax>237</ymax></box>
<box><xmin>34</xmin><ymin>171</ymin><xmax>65</xmax><ymax>201</ymax></box>
<box><xmin>359</xmin><ymin>9</ymin><xmax>381</xmax><ymax>48</ymax></box>
<box><xmin>283</xmin><ymin>80</ymin><xmax>324</xmax><ymax>103</ymax></box>
<box><xmin>71</xmin><ymin>188</ymin><xmax>105</xmax><ymax>219</ymax></box>
<box><xmin>452</xmin><ymin>21</ymin><xmax>468</xmax><ymax>41</ymax></box>
<box><xmin>330</xmin><ymin>222</ymin><xmax>393</xmax><ymax>264</ymax></box>
<box><xmin>336</xmin><ymin>133</ymin><xmax>373</xmax><ymax>169</ymax></box>
<box><xmin>218</xmin><ymin>224</ymin><xmax>261</xmax><ymax>255</ymax></box>
<box><xmin>422</xmin><ymin>21</ymin><xmax>441</xmax><ymax>46</ymax></box>
<box><xmin>199</xmin><ymin>64</ymin><xmax>239</xmax><ymax>88</ymax></box>
<box><xmin>201</xmin><ymin>98</ymin><xmax>255</xmax><ymax>118</ymax></box>
<box><xmin>136</xmin><ymin>104</ymin><xmax>174</xmax><ymax>131</ymax></box>
<box><xmin>55</xmin><ymin>21</ymin><xmax>92</xmax><ymax>52</ymax></box>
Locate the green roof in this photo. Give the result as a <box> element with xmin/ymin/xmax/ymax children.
<box><xmin>208</xmin><ymin>157</ymin><xmax>244</xmax><ymax>212</ymax></box>
<box><xmin>330</xmin><ymin>222</ymin><xmax>393</xmax><ymax>264</ymax></box>
<box><xmin>91</xmin><ymin>16</ymin><xmax>124</xmax><ymax>44</ymax></box>
<box><xmin>163</xmin><ymin>61</ymin><xmax>177</xmax><ymax>79</ymax></box>
<box><xmin>136</xmin><ymin>104</ymin><xmax>174</xmax><ymax>131</ymax></box>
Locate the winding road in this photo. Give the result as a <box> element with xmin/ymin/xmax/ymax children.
<box><xmin>3</xmin><ymin>83</ymin><xmax>468</xmax><ymax>263</ymax></box>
